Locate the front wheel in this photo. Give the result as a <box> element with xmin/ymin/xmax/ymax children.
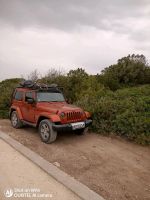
<box><xmin>39</xmin><ymin>119</ymin><xmax>57</xmax><ymax>144</ymax></box>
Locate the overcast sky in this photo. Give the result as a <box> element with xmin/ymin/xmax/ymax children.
<box><xmin>0</xmin><ymin>0</ymin><xmax>150</xmax><ymax>80</ymax></box>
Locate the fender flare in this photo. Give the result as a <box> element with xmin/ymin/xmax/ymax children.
<box><xmin>49</xmin><ymin>114</ymin><xmax>61</xmax><ymax>122</ymax></box>
<box><xmin>10</xmin><ymin>106</ymin><xmax>23</xmax><ymax>120</ymax></box>
<box><xmin>85</xmin><ymin>111</ymin><xmax>91</xmax><ymax>119</ymax></box>
<box><xmin>36</xmin><ymin>113</ymin><xmax>61</xmax><ymax>125</ymax></box>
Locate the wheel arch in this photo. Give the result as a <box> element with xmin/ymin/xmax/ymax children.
<box><xmin>36</xmin><ymin>116</ymin><xmax>49</xmax><ymax>128</ymax></box>
<box><xmin>10</xmin><ymin>107</ymin><xmax>23</xmax><ymax>120</ymax></box>
<box><xmin>36</xmin><ymin>113</ymin><xmax>61</xmax><ymax>127</ymax></box>
<box><xmin>9</xmin><ymin>108</ymin><xmax>16</xmax><ymax>119</ymax></box>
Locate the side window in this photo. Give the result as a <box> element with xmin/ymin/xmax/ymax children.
<box><xmin>14</xmin><ymin>91</ymin><xmax>23</xmax><ymax>101</ymax></box>
<box><xmin>25</xmin><ymin>92</ymin><xmax>33</xmax><ymax>102</ymax></box>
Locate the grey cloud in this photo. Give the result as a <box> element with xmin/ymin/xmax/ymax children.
<box><xmin>1</xmin><ymin>0</ymin><xmax>150</xmax><ymax>47</ymax></box>
<box><xmin>0</xmin><ymin>0</ymin><xmax>149</xmax><ymax>32</ymax></box>
<box><xmin>131</xmin><ymin>30</ymin><xmax>150</xmax><ymax>42</ymax></box>
<box><xmin>0</xmin><ymin>0</ymin><xmax>150</xmax><ymax>80</ymax></box>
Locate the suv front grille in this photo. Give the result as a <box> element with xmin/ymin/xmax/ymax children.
<box><xmin>66</xmin><ymin>111</ymin><xmax>82</xmax><ymax>121</ymax></box>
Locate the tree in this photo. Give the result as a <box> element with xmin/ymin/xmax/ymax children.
<box><xmin>41</xmin><ymin>68</ymin><xmax>66</xmax><ymax>85</ymax></box>
<box><xmin>27</xmin><ymin>69</ymin><xmax>40</xmax><ymax>82</ymax></box>
<box><xmin>99</xmin><ymin>54</ymin><xmax>150</xmax><ymax>90</ymax></box>
<box><xmin>67</xmin><ymin>68</ymin><xmax>89</xmax><ymax>102</ymax></box>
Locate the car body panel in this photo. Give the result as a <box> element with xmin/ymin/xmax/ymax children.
<box><xmin>10</xmin><ymin>87</ymin><xmax>92</xmax><ymax>129</ymax></box>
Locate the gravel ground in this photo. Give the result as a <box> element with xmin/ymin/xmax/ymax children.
<box><xmin>0</xmin><ymin>119</ymin><xmax>150</xmax><ymax>200</ymax></box>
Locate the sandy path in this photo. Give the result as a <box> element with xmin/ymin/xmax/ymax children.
<box><xmin>0</xmin><ymin>119</ymin><xmax>150</xmax><ymax>200</ymax></box>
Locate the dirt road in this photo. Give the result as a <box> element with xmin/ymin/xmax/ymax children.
<box><xmin>0</xmin><ymin>119</ymin><xmax>150</xmax><ymax>200</ymax></box>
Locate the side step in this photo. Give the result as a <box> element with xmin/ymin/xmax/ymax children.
<box><xmin>22</xmin><ymin>120</ymin><xmax>36</xmax><ymax>127</ymax></box>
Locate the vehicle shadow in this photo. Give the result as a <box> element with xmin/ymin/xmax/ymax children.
<box><xmin>23</xmin><ymin>124</ymin><xmax>86</xmax><ymax>144</ymax></box>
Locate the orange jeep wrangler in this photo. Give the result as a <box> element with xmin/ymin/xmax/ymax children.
<box><xmin>10</xmin><ymin>80</ymin><xmax>92</xmax><ymax>143</ymax></box>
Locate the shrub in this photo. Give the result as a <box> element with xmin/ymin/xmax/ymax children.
<box><xmin>0</xmin><ymin>70</ymin><xmax>149</xmax><ymax>145</ymax></box>
<box><xmin>76</xmin><ymin>85</ymin><xmax>150</xmax><ymax>145</ymax></box>
<box><xmin>0</xmin><ymin>78</ymin><xmax>21</xmax><ymax>118</ymax></box>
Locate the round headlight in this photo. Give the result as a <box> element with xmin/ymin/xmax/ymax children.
<box><xmin>60</xmin><ymin>112</ymin><xmax>65</xmax><ymax>118</ymax></box>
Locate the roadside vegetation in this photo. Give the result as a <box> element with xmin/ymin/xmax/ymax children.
<box><xmin>0</xmin><ymin>54</ymin><xmax>150</xmax><ymax>144</ymax></box>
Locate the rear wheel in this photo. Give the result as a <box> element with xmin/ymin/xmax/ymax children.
<box><xmin>11</xmin><ymin>111</ymin><xmax>23</xmax><ymax>128</ymax></box>
<box><xmin>39</xmin><ymin>119</ymin><xmax>57</xmax><ymax>143</ymax></box>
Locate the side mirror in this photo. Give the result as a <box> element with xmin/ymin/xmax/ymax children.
<box><xmin>27</xmin><ymin>98</ymin><xmax>34</xmax><ymax>104</ymax></box>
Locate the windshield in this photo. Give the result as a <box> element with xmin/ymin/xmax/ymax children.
<box><xmin>37</xmin><ymin>92</ymin><xmax>65</xmax><ymax>102</ymax></box>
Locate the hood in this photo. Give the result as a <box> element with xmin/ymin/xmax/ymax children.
<box><xmin>36</xmin><ymin>102</ymin><xmax>82</xmax><ymax>114</ymax></box>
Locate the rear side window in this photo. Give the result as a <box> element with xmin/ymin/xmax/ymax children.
<box><xmin>14</xmin><ymin>91</ymin><xmax>23</xmax><ymax>101</ymax></box>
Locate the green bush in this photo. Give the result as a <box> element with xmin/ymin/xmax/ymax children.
<box><xmin>0</xmin><ymin>66</ymin><xmax>150</xmax><ymax>145</ymax></box>
<box><xmin>0</xmin><ymin>78</ymin><xmax>21</xmax><ymax>118</ymax></box>
<box><xmin>76</xmin><ymin>85</ymin><xmax>150</xmax><ymax>145</ymax></box>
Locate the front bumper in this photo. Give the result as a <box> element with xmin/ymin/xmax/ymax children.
<box><xmin>52</xmin><ymin>119</ymin><xmax>92</xmax><ymax>132</ymax></box>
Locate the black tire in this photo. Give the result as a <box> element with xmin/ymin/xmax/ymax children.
<box><xmin>75</xmin><ymin>127</ymin><xmax>88</xmax><ymax>135</ymax></box>
<box><xmin>39</xmin><ymin>119</ymin><xmax>57</xmax><ymax>144</ymax></box>
<box><xmin>11</xmin><ymin>111</ymin><xmax>23</xmax><ymax>128</ymax></box>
